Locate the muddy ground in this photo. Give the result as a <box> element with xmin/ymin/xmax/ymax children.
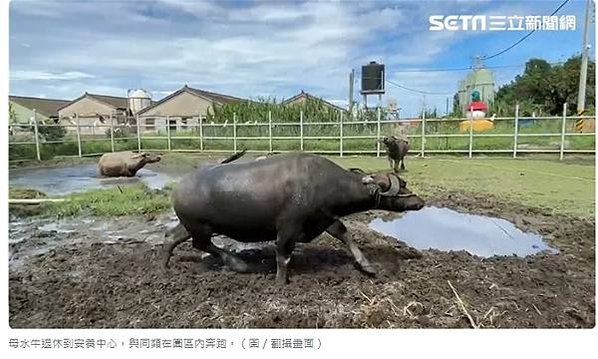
<box><xmin>9</xmin><ymin>191</ymin><xmax>595</xmax><ymax>328</ymax></box>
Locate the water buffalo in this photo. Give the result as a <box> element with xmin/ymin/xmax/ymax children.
<box><xmin>98</xmin><ymin>151</ymin><xmax>162</xmax><ymax>177</ymax></box>
<box><xmin>162</xmin><ymin>153</ymin><xmax>424</xmax><ymax>284</ymax></box>
<box><xmin>379</xmin><ymin>136</ymin><xmax>409</xmax><ymax>172</ymax></box>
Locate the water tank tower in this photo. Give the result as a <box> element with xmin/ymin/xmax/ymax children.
<box><xmin>360</xmin><ymin>61</ymin><xmax>385</xmax><ymax>108</ymax></box>
<box><xmin>128</xmin><ymin>89</ymin><xmax>152</xmax><ymax>115</ymax></box>
<box><xmin>361</xmin><ymin>61</ymin><xmax>385</xmax><ymax>95</ymax></box>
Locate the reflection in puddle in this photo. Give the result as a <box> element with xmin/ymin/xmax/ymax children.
<box><xmin>9</xmin><ymin>164</ymin><xmax>174</xmax><ymax>195</ymax></box>
<box><xmin>369</xmin><ymin>206</ymin><xmax>559</xmax><ymax>258</ymax></box>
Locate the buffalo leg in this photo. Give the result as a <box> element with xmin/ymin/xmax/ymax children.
<box><xmin>326</xmin><ymin>220</ymin><xmax>376</xmax><ymax>275</ymax></box>
<box><xmin>387</xmin><ymin>157</ymin><xmax>394</xmax><ymax>171</ymax></box>
<box><xmin>400</xmin><ymin>157</ymin><xmax>405</xmax><ymax>171</ymax></box>
<box><xmin>161</xmin><ymin>222</ymin><xmax>191</xmax><ymax>268</ymax></box>
<box><xmin>275</xmin><ymin>227</ymin><xmax>299</xmax><ymax>285</ymax></box>
<box><xmin>188</xmin><ymin>224</ymin><xmax>250</xmax><ymax>273</ymax></box>
<box><xmin>393</xmin><ymin>160</ymin><xmax>400</xmax><ymax>173</ymax></box>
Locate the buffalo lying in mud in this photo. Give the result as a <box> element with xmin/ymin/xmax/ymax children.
<box><xmin>98</xmin><ymin>151</ymin><xmax>162</xmax><ymax>177</ymax></box>
<box><xmin>379</xmin><ymin>136</ymin><xmax>409</xmax><ymax>172</ymax></box>
<box><xmin>162</xmin><ymin>152</ymin><xmax>424</xmax><ymax>284</ymax></box>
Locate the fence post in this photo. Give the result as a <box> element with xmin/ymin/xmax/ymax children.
<box><xmin>233</xmin><ymin>112</ymin><xmax>237</xmax><ymax>152</ymax></box>
<box><xmin>468</xmin><ymin>112</ymin><xmax>474</xmax><ymax>159</ymax></box>
<box><xmin>166</xmin><ymin>115</ymin><xmax>171</xmax><ymax>152</ymax></box>
<box><xmin>76</xmin><ymin>113</ymin><xmax>82</xmax><ymax>158</ymax></box>
<box><xmin>339</xmin><ymin>110</ymin><xmax>344</xmax><ymax>157</ymax></box>
<box><xmin>136</xmin><ymin>114</ymin><xmax>141</xmax><ymax>152</ymax></box>
<box><xmin>199</xmin><ymin>115</ymin><xmax>204</xmax><ymax>152</ymax></box>
<box><xmin>33</xmin><ymin>110</ymin><xmax>41</xmax><ymax>161</ymax></box>
<box><xmin>376</xmin><ymin>107</ymin><xmax>381</xmax><ymax>157</ymax></box>
<box><xmin>300</xmin><ymin>110</ymin><xmax>304</xmax><ymax>151</ymax></box>
<box><xmin>560</xmin><ymin>103</ymin><xmax>568</xmax><ymax>160</ymax></box>
<box><xmin>513</xmin><ymin>104</ymin><xmax>519</xmax><ymax>158</ymax></box>
<box><xmin>268</xmin><ymin>111</ymin><xmax>273</xmax><ymax>153</ymax></box>
<box><xmin>109</xmin><ymin>112</ymin><xmax>115</xmax><ymax>152</ymax></box>
<box><xmin>420</xmin><ymin>112</ymin><xmax>426</xmax><ymax>157</ymax></box>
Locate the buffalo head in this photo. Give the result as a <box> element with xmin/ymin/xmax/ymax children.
<box><xmin>360</xmin><ymin>171</ymin><xmax>424</xmax><ymax>212</ymax></box>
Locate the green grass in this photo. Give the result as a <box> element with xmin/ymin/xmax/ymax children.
<box><xmin>10</xmin><ymin>184</ymin><xmax>172</xmax><ymax>218</ymax></box>
<box><xmin>331</xmin><ymin>156</ymin><xmax>595</xmax><ymax>218</ymax></box>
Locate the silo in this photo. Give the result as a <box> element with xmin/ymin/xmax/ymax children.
<box><xmin>459</xmin><ymin>68</ymin><xmax>495</xmax><ymax>112</ymax></box>
<box><xmin>128</xmin><ymin>89</ymin><xmax>152</xmax><ymax>115</ymax></box>
<box><xmin>472</xmin><ymin>68</ymin><xmax>494</xmax><ymax>105</ymax></box>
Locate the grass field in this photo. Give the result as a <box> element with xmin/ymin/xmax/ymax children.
<box><xmin>332</xmin><ymin>155</ymin><xmax>595</xmax><ymax>218</ymax></box>
<box><xmin>9</xmin><ymin>152</ymin><xmax>595</xmax><ymax>219</ymax></box>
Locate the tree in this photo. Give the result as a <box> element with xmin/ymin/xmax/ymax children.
<box><xmin>9</xmin><ymin>102</ymin><xmax>17</xmax><ymax>123</ymax></box>
<box><xmin>37</xmin><ymin>124</ymin><xmax>67</xmax><ymax>142</ymax></box>
<box><xmin>493</xmin><ymin>55</ymin><xmax>595</xmax><ymax>116</ymax></box>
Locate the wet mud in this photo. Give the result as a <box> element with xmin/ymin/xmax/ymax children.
<box><xmin>8</xmin><ymin>192</ymin><xmax>595</xmax><ymax>328</ymax></box>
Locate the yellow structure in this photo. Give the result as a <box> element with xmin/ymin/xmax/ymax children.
<box><xmin>575</xmin><ymin>118</ymin><xmax>595</xmax><ymax>133</ymax></box>
<box><xmin>459</xmin><ymin>119</ymin><xmax>494</xmax><ymax>132</ymax></box>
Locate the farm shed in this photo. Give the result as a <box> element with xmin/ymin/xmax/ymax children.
<box><xmin>9</xmin><ymin>95</ymin><xmax>70</xmax><ymax>125</ymax></box>
<box><xmin>136</xmin><ymin>85</ymin><xmax>246</xmax><ymax>133</ymax></box>
<box><xmin>282</xmin><ymin>91</ymin><xmax>346</xmax><ymax>112</ymax></box>
<box><xmin>57</xmin><ymin>92</ymin><xmax>132</xmax><ymax>136</ymax></box>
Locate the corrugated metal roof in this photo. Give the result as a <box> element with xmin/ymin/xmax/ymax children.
<box><xmin>86</xmin><ymin>93</ymin><xmax>129</xmax><ymax>109</ymax></box>
<box><xmin>9</xmin><ymin>95</ymin><xmax>71</xmax><ymax>118</ymax></box>
<box><xmin>282</xmin><ymin>91</ymin><xmax>346</xmax><ymax>111</ymax></box>
<box><xmin>137</xmin><ymin>85</ymin><xmax>246</xmax><ymax>115</ymax></box>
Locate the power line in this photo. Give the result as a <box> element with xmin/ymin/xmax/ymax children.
<box><xmin>385</xmin><ymin>79</ymin><xmax>452</xmax><ymax>96</ymax></box>
<box><xmin>482</xmin><ymin>0</ymin><xmax>572</xmax><ymax>60</ymax></box>
<box><xmin>392</xmin><ymin>62</ymin><xmax>564</xmax><ymax>73</ymax></box>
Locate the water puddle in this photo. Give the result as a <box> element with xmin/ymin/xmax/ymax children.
<box><xmin>369</xmin><ymin>206</ymin><xmax>559</xmax><ymax>258</ymax></box>
<box><xmin>9</xmin><ymin>164</ymin><xmax>174</xmax><ymax>195</ymax></box>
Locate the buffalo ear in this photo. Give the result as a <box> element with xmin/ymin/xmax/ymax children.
<box><xmin>372</xmin><ymin>173</ymin><xmax>391</xmax><ymax>192</ymax></box>
<box><xmin>362</xmin><ymin>174</ymin><xmax>391</xmax><ymax>191</ymax></box>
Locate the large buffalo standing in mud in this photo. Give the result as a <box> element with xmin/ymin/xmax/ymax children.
<box><xmin>162</xmin><ymin>152</ymin><xmax>425</xmax><ymax>284</ymax></box>
<box><xmin>98</xmin><ymin>151</ymin><xmax>162</xmax><ymax>177</ymax></box>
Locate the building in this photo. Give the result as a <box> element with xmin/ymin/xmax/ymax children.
<box><xmin>57</xmin><ymin>92</ymin><xmax>133</xmax><ymax>136</ymax></box>
<box><xmin>136</xmin><ymin>85</ymin><xmax>246</xmax><ymax>133</ymax></box>
<box><xmin>457</xmin><ymin>67</ymin><xmax>495</xmax><ymax>113</ymax></box>
<box><xmin>282</xmin><ymin>90</ymin><xmax>346</xmax><ymax>112</ymax></box>
<box><xmin>9</xmin><ymin>95</ymin><xmax>70</xmax><ymax>125</ymax></box>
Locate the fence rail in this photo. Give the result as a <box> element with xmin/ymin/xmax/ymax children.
<box><xmin>8</xmin><ymin>103</ymin><xmax>596</xmax><ymax>162</ymax></box>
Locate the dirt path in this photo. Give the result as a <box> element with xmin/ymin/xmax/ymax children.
<box><xmin>9</xmin><ymin>192</ymin><xmax>595</xmax><ymax>328</ymax></box>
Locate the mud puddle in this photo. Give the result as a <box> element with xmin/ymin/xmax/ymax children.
<box><xmin>9</xmin><ymin>164</ymin><xmax>175</xmax><ymax>195</ymax></box>
<box><xmin>369</xmin><ymin>206</ymin><xmax>559</xmax><ymax>258</ymax></box>
<box><xmin>8</xmin><ymin>213</ymin><xmax>179</xmax><ymax>272</ymax></box>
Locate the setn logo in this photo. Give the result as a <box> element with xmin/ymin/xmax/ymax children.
<box><xmin>429</xmin><ymin>15</ymin><xmax>488</xmax><ymax>31</ymax></box>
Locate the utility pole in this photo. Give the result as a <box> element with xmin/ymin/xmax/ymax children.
<box><xmin>348</xmin><ymin>69</ymin><xmax>355</xmax><ymax>116</ymax></box>
<box><xmin>576</xmin><ymin>0</ymin><xmax>592</xmax><ymax>115</ymax></box>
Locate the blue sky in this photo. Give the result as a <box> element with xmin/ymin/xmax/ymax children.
<box><xmin>9</xmin><ymin>0</ymin><xmax>595</xmax><ymax>117</ymax></box>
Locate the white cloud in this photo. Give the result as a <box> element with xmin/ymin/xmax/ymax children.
<box><xmin>10</xmin><ymin>70</ymin><xmax>95</xmax><ymax>81</ymax></box>
<box><xmin>9</xmin><ymin>0</ymin><xmax>586</xmax><ymax>117</ymax></box>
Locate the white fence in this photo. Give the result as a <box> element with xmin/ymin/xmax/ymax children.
<box><xmin>8</xmin><ymin>103</ymin><xmax>596</xmax><ymax>162</ymax></box>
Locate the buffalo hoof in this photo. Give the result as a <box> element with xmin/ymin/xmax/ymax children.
<box><xmin>161</xmin><ymin>255</ymin><xmax>172</xmax><ymax>270</ymax></box>
<box><xmin>276</xmin><ymin>274</ymin><xmax>289</xmax><ymax>286</ymax></box>
<box><xmin>357</xmin><ymin>262</ymin><xmax>377</xmax><ymax>276</ymax></box>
